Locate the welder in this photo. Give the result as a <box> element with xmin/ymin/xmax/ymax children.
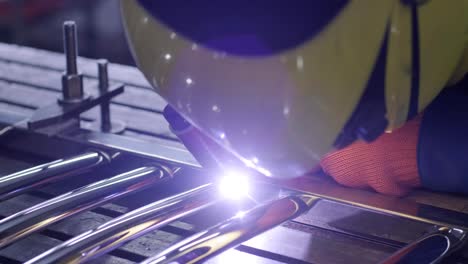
<box><xmin>121</xmin><ymin>0</ymin><xmax>468</xmax><ymax>196</ymax></box>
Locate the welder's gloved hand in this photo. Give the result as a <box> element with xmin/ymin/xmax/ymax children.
<box><xmin>320</xmin><ymin>116</ymin><xmax>422</xmax><ymax>196</ymax></box>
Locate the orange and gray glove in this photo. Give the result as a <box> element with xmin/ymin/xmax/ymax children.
<box><xmin>320</xmin><ymin>116</ymin><xmax>422</xmax><ymax>196</ymax></box>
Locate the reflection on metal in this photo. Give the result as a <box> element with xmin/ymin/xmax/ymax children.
<box><xmin>0</xmin><ymin>109</ymin><xmax>198</xmax><ymax>169</ymax></box>
<box><xmin>381</xmin><ymin>227</ymin><xmax>467</xmax><ymax>264</ymax></box>
<box><xmin>283</xmin><ymin>178</ymin><xmax>468</xmax><ymax>229</ymax></box>
<box><xmin>26</xmin><ymin>184</ymin><xmax>218</xmax><ymax>264</ymax></box>
<box><xmin>4</xmin><ymin>111</ymin><xmax>466</xmax><ymax>234</ymax></box>
<box><xmin>74</xmin><ymin>130</ymin><xmax>200</xmax><ymax>168</ymax></box>
<box><xmin>79</xmin><ymin>127</ymin><xmax>468</xmax><ymax>229</ymax></box>
<box><xmin>293</xmin><ymin>199</ymin><xmax>429</xmax><ymax>246</ymax></box>
<box><xmin>0</xmin><ymin>151</ymin><xmax>109</xmax><ymax>201</ymax></box>
<box><xmin>0</xmin><ymin>165</ymin><xmax>171</xmax><ymax>249</ymax></box>
<box><xmin>141</xmin><ymin>194</ymin><xmax>318</xmax><ymax>264</ymax></box>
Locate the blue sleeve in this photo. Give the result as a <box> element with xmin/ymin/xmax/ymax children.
<box><xmin>418</xmin><ymin>76</ymin><xmax>468</xmax><ymax>194</ymax></box>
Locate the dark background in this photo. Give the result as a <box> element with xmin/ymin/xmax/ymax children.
<box><xmin>0</xmin><ymin>0</ymin><xmax>135</xmax><ymax>65</ymax></box>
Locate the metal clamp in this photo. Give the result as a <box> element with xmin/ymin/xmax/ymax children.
<box><xmin>58</xmin><ymin>21</ymin><xmax>88</xmax><ymax>105</ymax></box>
<box><xmin>87</xmin><ymin>59</ymin><xmax>126</xmax><ymax>134</ymax></box>
<box><xmin>27</xmin><ymin>21</ymin><xmax>125</xmax><ymax>135</ymax></box>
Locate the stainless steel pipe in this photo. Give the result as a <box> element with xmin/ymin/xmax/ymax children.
<box><xmin>0</xmin><ymin>165</ymin><xmax>170</xmax><ymax>249</ymax></box>
<box><xmin>0</xmin><ymin>151</ymin><xmax>109</xmax><ymax>201</ymax></box>
<box><xmin>381</xmin><ymin>227</ymin><xmax>467</xmax><ymax>264</ymax></box>
<box><xmin>141</xmin><ymin>194</ymin><xmax>318</xmax><ymax>264</ymax></box>
<box><xmin>26</xmin><ymin>184</ymin><xmax>218</xmax><ymax>264</ymax></box>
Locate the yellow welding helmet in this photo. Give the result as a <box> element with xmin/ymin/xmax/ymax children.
<box><xmin>121</xmin><ymin>0</ymin><xmax>468</xmax><ymax>178</ymax></box>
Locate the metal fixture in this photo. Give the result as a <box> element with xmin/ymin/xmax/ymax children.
<box><xmin>92</xmin><ymin>59</ymin><xmax>126</xmax><ymax>134</ymax></box>
<box><xmin>26</xmin><ymin>21</ymin><xmax>125</xmax><ymax>134</ymax></box>
<box><xmin>98</xmin><ymin>59</ymin><xmax>111</xmax><ymax>131</ymax></box>
<box><xmin>59</xmin><ymin>21</ymin><xmax>86</xmax><ymax>104</ymax></box>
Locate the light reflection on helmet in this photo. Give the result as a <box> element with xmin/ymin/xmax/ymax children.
<box><xmin>122</xmin><ymin>0</ymin><xmax>468</xmax><ymax>178</ymax></box>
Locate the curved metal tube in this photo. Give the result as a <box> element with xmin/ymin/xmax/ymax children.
<box><xmin>0</xmin><ymin>151</ymin><xmax>109</xmax><ymax>201</ymax></box>
<box><xmin>26</xmin><ymin>184</ymin><xmax>219</xmax><ymax>264</ymax></box>
<box><xmin>381</xmin><ymin>227</ymin><xmax>467</xmax><ymax>264</ymax></box>
<box><xmin>141</xmin><ymin>194</ymin><xmax>319</xmax><ymax>264</ymax></box>
<box><xmin>0</xmin><ymin>165</ymin><xmax>170</xmax><ymax>249</ymax></box>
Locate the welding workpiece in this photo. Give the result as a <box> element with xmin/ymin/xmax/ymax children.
<box><xmin>381</xmin><ymin>226</ymin><xmax>467</xmax><ymax>263</ymax></box>
<box><xmin>25</xmin><ymin>184</ymin><xmax>218</xmax><ymax>264</ymax></box>
<box><xmin>0</xmin><ymin>164</ymin><xmax>172</xmax><ymax>249</ymax></box>
<box><xmin>0</xmin><ymin>151</ymin><xmax>110</xmax><ymax>201</ymax></box>
<box><xmin>141</xmin><ymin>194</ymin><xmax>318</xmax><ymax>264</ymax></box>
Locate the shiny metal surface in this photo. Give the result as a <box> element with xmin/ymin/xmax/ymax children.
<box><xmin>2</xmin><ymin>100</ymin><xmax>185</xmax><ymax>164</ymax></box>
<box><xmin>76</xmin><ymin>130</ymin><xmax>199</xmax><ymax>168</ymax></box>
<box><xmin>0</xmin><ymin>151</ymin><xmax>109</xmax><ymax>201</ymax></box>
<box><xmin>284</xmin><ymin>177</ymin><xmax>468</xmax><ymax>229</ymax></box>
<box><xmin>205</xmin><ymin>249</ymin><xmax>284</xmax><ymax>264</ymax></box>
<box><xmin>0</xmin><ymin>165</ymin><xmax>170</xmax><ymax>249</ymax></box>
<box><xmin>62</xmin><ymin>126</ymin><xmax>468</xmax><ymax>231</ymax></box>
<box><xmin>141</xmin><ymin>194</ymin><xmax>318</xmax><ymax>264</ymax></box>
<box><xmin>293</xmin><ymin>199</ymin><xmax>428</xmax><ymax>246</ymax></box>
<box><xmin>381</xmin><ymin>227</ymin><xmax>467</xmax><ymax>264</ymax></box>
<box><xmin>26</xmin><ymin>184</ymin><xmax>219</xmax><ymax>264</ymax></box>
<box><xmin>243</xmin><ymin>224</ymin><xmax>394</xmax><ymax>264</ymax></box>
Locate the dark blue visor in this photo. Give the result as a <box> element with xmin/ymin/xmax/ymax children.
<box><xmin>137</xmin><ymin>0</ymin><xmax>348</xmax><ymax>56</ymax></box>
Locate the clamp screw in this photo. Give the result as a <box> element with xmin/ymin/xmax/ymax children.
<box><xmin>98</xmin><ymin>59</ymin><xmax>111</xmax><ymax>132</ymax></box>
<box><xmin>60</xmin><ymin>21</ymin><xmax>86</xmax><ymax>104</ymax></box>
